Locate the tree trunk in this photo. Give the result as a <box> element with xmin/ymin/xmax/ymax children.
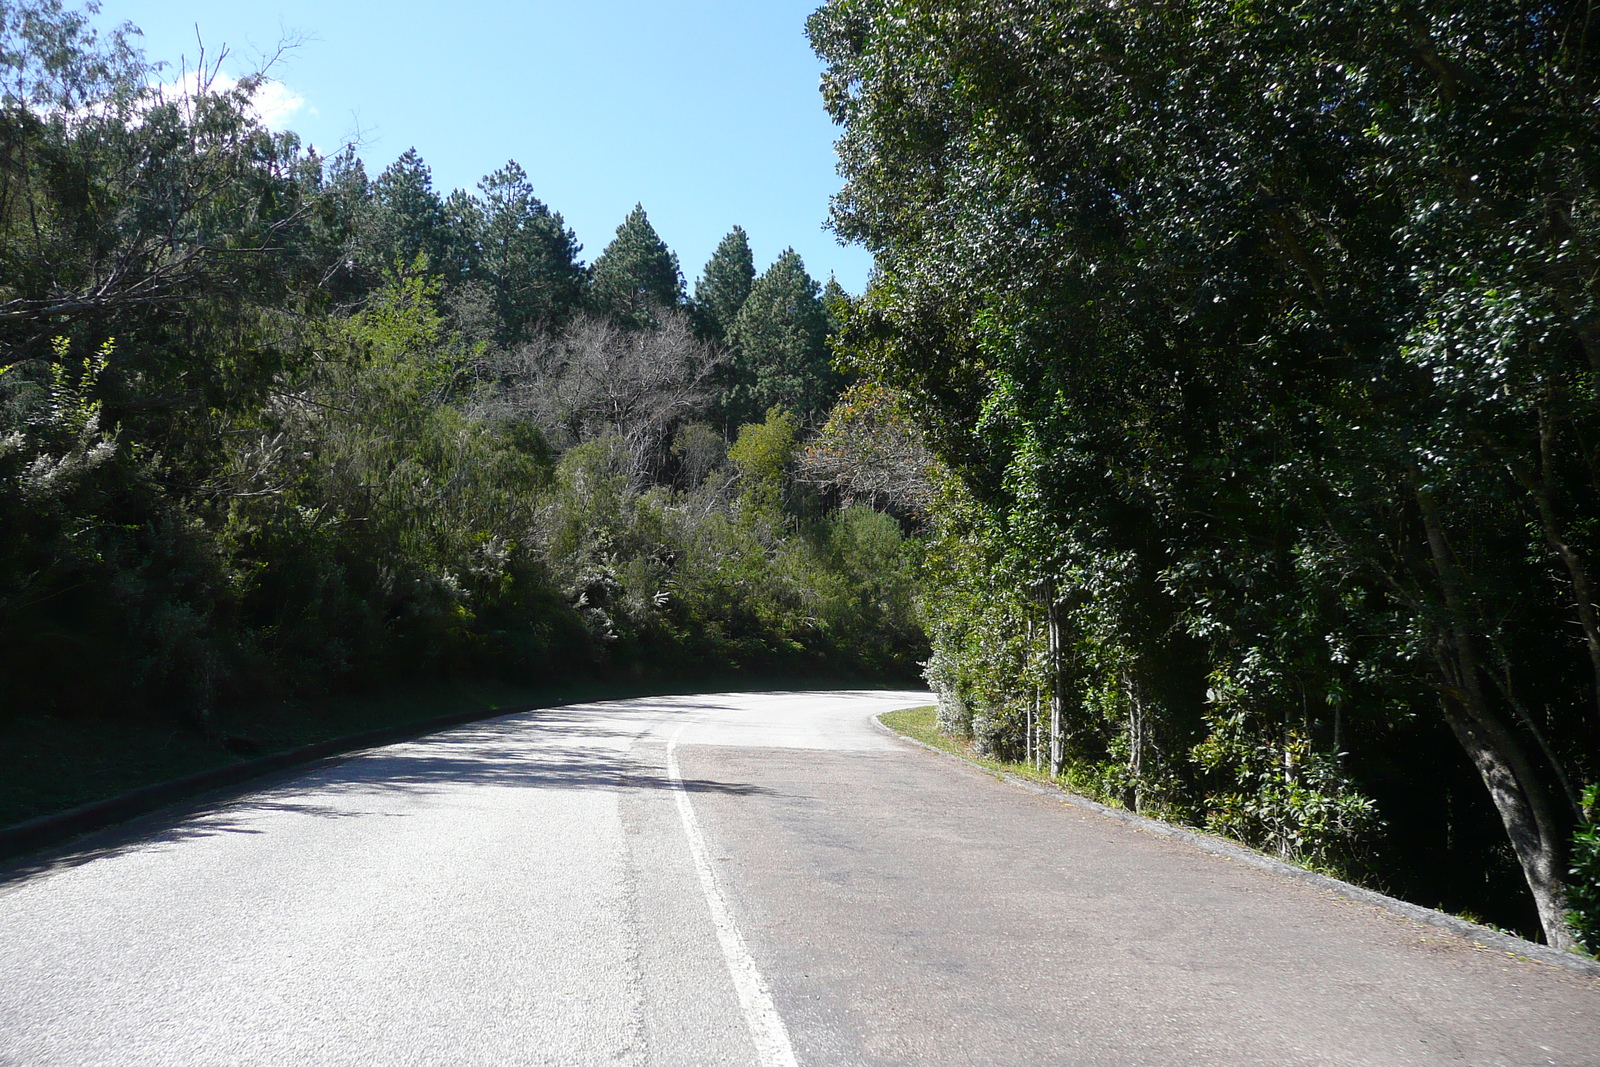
<box><xmin>1484</xmin><ymin>636</ymin><xmax>1583</xmax><ymax>821</ymax></box>
<box><xmin>1417</xmin><ymin>487</ymin><xmax>1576</xmax><ymax>950</ymax></box>
<box><xmin>1030</xmin><ymin>614</ymin><xmax>1043</xmax><ymax>771</ymax></box>
<box><xmin>1047</xmin><ymin>587</ymin><xmax>1064</xmax><ymax>778</ymax></box>
<box><xmin>1435</xmin><ymin>695</ymin><xmax>1574</xmax><ymax>950</ymax></box>
<box><xmin>1123</xmin><ymin>671</ymin><xmax>1145</xmax><ymax>812</ymax></box>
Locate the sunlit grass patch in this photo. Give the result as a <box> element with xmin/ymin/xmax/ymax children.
<box><xmin>878</xmin><ymin>705</ymin><xmax>1068</xmax><ymax>793</ymax></box>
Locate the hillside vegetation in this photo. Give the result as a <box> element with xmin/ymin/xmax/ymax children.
<box><xmin>0</xmin><ymin>2</ymin><xmax>924</xmax><ymax>820</ymax></box>
<box><xmin>6</xmin><ymin>0</ymin><xmax>1599</xmax><ymax>956</ymax></box>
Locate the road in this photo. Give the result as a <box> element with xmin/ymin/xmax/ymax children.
<box><xmin>1</xmin><ymin>690</ymin><xmax>1597</xmax><ymax>1066</ymax></box>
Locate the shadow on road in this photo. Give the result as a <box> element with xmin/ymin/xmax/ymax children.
<box><xmin>0</xmin><ymin>699</ymin><xmax>779</xmax><ymax>889</ymax></box>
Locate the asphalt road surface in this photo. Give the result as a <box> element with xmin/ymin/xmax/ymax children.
<box><xmin>2</xmin><ymin>690</ymin><xmax>1597</xmax><ymax>1066</ymax></box>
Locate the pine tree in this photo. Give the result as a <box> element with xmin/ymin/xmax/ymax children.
<box><xmin>725</xmin><ymin>249</ymin><xmax>841</xmax><ymax>427</ymax></box>
<box><xmin>692</xmin><ymin>226</ymin><xmax>756</xmax><ymax>343</ymax></box>
<box><xmin>440</xmin><ymin>189</ymin><xmax>485</xmax><ymax>280</ymax></box>
<box><xmin>589</xmin><ymin>204</ymin><xmax>683</xmax><ymax>329</ymax></box>
<box><xmin>366</xmin><ymin>149</ymin><xmax>475</xmax><ymax>281</ymax></box>
<box><xmin>478</xmin><ymin>161</ymin><xmax>585</xmax><ymax>342</ymax></box>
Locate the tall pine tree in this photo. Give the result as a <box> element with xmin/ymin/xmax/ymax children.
<box><xmin>589</xmin><ymin>204</ymin><xmax>683</xmax><ymax>329</ymax></box>
<box><xmin>478</xmin><ymin>161</ymin><xmax>585</xmax><ymax>343</ymax></box>
<box><xmin>365</xmin><ymin>149</ymin><xmax>477</xmax><ymax>282</ymax></box>
<box><xmin>692</xmin><ymin>226</ymin><xmax>755</xmax><ymax>343</ymax></box>
<box><xmin>725</xmin><ymin>249</ymin><xmax>841</xmax><ymax>427</ymax></box>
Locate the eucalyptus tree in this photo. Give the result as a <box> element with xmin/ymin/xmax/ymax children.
<box><xmin>810</xmin><ymin>0</ymin><xmax>1600</xmax><ymax>947</ymax></box>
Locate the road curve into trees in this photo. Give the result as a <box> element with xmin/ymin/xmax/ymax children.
<box><xmin>1</xmin><ymin>691</ymin><xmax>1595</xmax><ymax>1066</ymax></box>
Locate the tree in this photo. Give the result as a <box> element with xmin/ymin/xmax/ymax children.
<box><xmin>0</xmin><ymin>0</ymin><xmax>144</xmax><ymax>111</ymax></box>
<box><xmin>801</xmin><ymin>382</ymin><xmax>937</xmax><ymax>517</ymax></box>
<box><xmin>365</xmin><ymin>148</ymin><xmax>477</xmax><ymax>283</ymax></box>
<box><xmin>725</xmin><ymin>248</ymin><xmax>841</xmax><ymax>427</ymax></box>
<box><xmin>0</xmin><ymin>5</ymin><xmax>343</xmax><ymax>718</ymax></box>
<box><xmin>491</xmin><ymin>309</ymin><xmax>724</xmax><ymax>475</ymax></box>
<box><xmin>730</xmin><ymin>407</ymin><xmax>799</xmax><ymax>518</ymax></box>
<box><xmin>477</xmin><ymin>161</ymin><xmax>585</xmax><ymax>343</ymax></box>
<box><xmin>0</xmin><ymin>0</ymin><xmax>929</xmax><ymax>769</ymax></box>
<box><xmin>589</xmin><ymin>203</ymin><xmax>683</xmax><ymax>329</ymax></box>
<box><xmin>692</xmin><ymin>225</ymin><xmax>755</xmax><ymax>343</ymax></box>
<box><xmin>820</xmin><ymin>276</ymin><xmax>851</xmax><ymax>335</ymax></box>
<box><xmin>810</xmin><ymin>0</ymin><xmax>1600</xmax><ymax>948</ymax></box>
<box><xmin>0</xmin><ymin>25</ymin><xmax>314</xmax><ymax>343</ymax></box>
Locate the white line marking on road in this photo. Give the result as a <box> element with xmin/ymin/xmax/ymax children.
<box><xmin>667</xmin><ymin>723</ymin><xmax>800</xmax><ymax>1067</ymax></box>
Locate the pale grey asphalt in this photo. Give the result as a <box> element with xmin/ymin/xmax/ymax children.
<box><xmin>1</xmin><ymin>691</ymin><xmax>1597</xmax><ymax>1065</ymax></box>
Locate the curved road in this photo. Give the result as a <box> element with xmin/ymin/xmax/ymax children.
<box><xmin>1</xmin><ymin>690</ymin><xmax>1597</xmax><ymax>1066</ymax></box>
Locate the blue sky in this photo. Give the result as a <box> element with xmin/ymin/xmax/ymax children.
<box><xmin>93</xmin><ymin>1</ymin><xmax>871</xmax><ymax>293</ymax></box>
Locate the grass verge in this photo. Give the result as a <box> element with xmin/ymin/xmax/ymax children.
<box><xmin>878</xmin><ymin>705</ymin><xmax>1087</xmax><ymax>793</ymax></box>
<box><xmin>879</xmin><ymin>706</ymin><xmax>1368</xmax><ymax>870</ymax></box>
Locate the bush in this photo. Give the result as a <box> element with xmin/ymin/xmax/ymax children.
<box><xmin>1191</xmin><ymin>705</ymin><xmax>1379</xmax><ymax>871</ymax></box>
<box><xmin>1571</xmin><ymin>785</ymin><xmax>1600</xmax><ymax>954</ymax></box>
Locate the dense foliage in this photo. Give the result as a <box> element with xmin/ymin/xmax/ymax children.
<box><xmin>810</xmin><ymin>0</ymin><xmax>1600</xmax><ymax>949</ymax></box>
<box><xmin>0</xmin><ymin>2</ymin><xmax>923</xmax><ymax>765</ymax></box>
<box><xmin>1574</xmin><ymin>785</ymin><xmax>1600</xmax><ymax>948</ymax></box>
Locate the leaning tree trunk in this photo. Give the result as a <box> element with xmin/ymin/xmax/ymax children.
<box><xmin>1434</xmin><ymin>689</ymin><xmax>1574</xmax><ymax>950</ymax></box>
<box><xmin>1417</xmin><ymin>488</ymin><xmax>1576</xmax><ymax>950</ymax></box>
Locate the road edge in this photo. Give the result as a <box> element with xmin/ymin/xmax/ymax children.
<box><xmin>0</xmin><ymin>702</ymin><xmax>543</xmax><ymax>862</ymax></box>
<box><xmin>872</xmin><ymin>712</ymin><xmax>1600</xmax><ymax>979</ymax></box>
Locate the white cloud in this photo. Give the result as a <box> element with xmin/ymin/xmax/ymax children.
<box><xmin>249</xmin><ymin>79</ymin><xmax>307</xmax><ymax>130</ymax></box>
<box><xmin>151</xmin><ymin>69</ymin><xmax>307</xmax><ymax>132</ymax></box>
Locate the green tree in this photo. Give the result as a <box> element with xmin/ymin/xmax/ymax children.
<box><xmin>730</xmin><ymin>407</ymin><xmax>799</xmax><ymax>519</ymax></box>
<box><xmin>590</xmin><ymin>203</ymin><xmax>683</xmax><ymax>329</ymax></box>
<box><xmin>477</xmin><ymin>161</ymin><xmax>585</xmax><ymax>343</ymax></box>
<box><xmin>725</xmin><ymin>249</ymin><xmax>841</xmax><ymax>427</ymax></box>
<box><xmin>365</xmin><ymin>148</ymin><xmax>477</xmax><ymax>283</ymax></box>
<box><xmin>0</xmin><ymin>8</ymin><xmax>339</xmax><ymax>719</ymax></box>
<box><xmin>692</xmin><ymin>225</ymin><xmax>755</xmax><ymax>343</ymax></box>
<box><xmin>810</xmin><ymin>0</ymin><xmax>1600</xmax><ymax>948</ymax></box>
<box><xmin>820</xmin><ymin>276</ymin><xmax>851</xmax><ymax>335</ymax></box>
<box><xmin>0</xmin><ymin>0</ymin><xmax>928</xmax><ymax>817</ymax></box>
<box><xmin>0</xmin><ymin>0</ymin><xmax>144</xmax><ymax>111</ymax></box>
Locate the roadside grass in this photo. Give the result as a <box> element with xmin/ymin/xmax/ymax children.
<box><xmin>879</xmin><ymin>707</ymin><xmax>1372</xmax><ymax>864</ymax></box>
<box><xmin>3</xmin><ymin>672</ymin><xmax>899</xmax><ymax>830</ymax></box>
<box><xmin>878</xmin><ymin>705</ymin><xmax>1098</xmax><ymax>795</ymax></box>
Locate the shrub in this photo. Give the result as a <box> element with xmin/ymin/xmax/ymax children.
<box><xmin>1571</xmin><ymin>785</ymin><xmax>1600</xmax><ymax>954</ymax></box>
